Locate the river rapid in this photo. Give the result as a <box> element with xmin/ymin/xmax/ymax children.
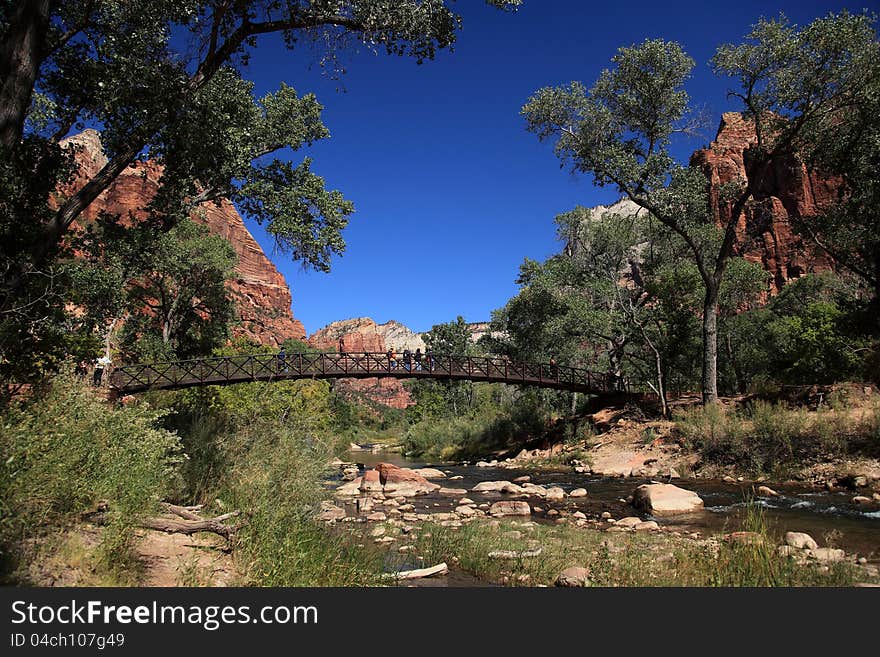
<box><xmin>343</xmin><ymin>447</ymin><xmax>880</xmax><ymax>565</ymax></box>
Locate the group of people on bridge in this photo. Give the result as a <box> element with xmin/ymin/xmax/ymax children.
<box><xmin>385</xmin><ymin>347</ymin><xmax>434</xmax><ymax>372</ymax></box>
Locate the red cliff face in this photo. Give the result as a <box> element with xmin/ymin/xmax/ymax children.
<box><xmin>309</xmin><ymin>318</ymin><xmax>414</xmax><ymax>409</ymax></box>
<box><xmin>61</xmin><ymin>130</ymin><xmax>306</xmax><ymax>346</ymax></box>
<box><xmin>691</xmin><ymin>112</ymin><xmax>837</xmax><ymax>292</ymax></box>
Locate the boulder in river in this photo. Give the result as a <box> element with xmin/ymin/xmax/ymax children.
<box><xmin>569</xmin><ymin>488</ymin><xmax>588</xmax><ymax>498</ymax></box>
<box><xmin>544</xmin><ymin>487</ymin><xmax>565</xmax><ymax>500</ymax></box>
<box><xmin>631</xmin><ymin>483</ymin><xmax>704</xmax><ymax>516</ymax></box>
<box><xmin>784</xmin><ymin>531</ymin><xmax>818</xmax><ymax>550</ymax></box>
<box><xmin>360</xmin><ymin>470</ymin><xmax>383</xmax><ymax>493</ymax></box>
<box><xmin>756</xmin><ymin>485</ymin><xmax>780</xmax><ymax>497</ymax></box>
<box><xmin>489</xmin><ymin>501</ymin><xmax>531</xmax><ymax>517</ymax></box>
<box><xmin>808</xmin><ymin>547</ymin><xmax>846</xmax><ymax>562</ymax></box>
<box><xmin>471</xmin><ymin>481</ymin><xmax>511</xmax><ymax>493</ymax></box>
<box><xmin>412</xmin><ymin>467</ymin><xmax>446</xmax><ymax>479</ymax></box>
<box><xmin>439</xmin><ymin>487</ymin><xmax>469</xmax><ymax>496</ymax></box>
<box><xmin>373</xmin><ymin>463</ymin><xmax>441</xmax><ymax>497</ymax></box>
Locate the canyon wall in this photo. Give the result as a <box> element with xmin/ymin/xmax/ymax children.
<box><xmin>691</xmin><ymin>112</ymin><xmax>836</xmax><ymax>292</ymax></box>
<box><xmin>308</xmin><ymin>317</ymin><xmax>414</xmax><ymax>409</ymax></box>
<box><xmin>61</xmin><ymin>130</ymin><xmax>306</xmax><ymax>346</ymax></box>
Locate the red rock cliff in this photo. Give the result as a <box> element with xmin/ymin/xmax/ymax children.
<box><xmin>309</xmin><ymin>317</ymin><xmax>414</xmax><ymax>409</ymax></box>
<box><xmin>691</xmin><ymin>112</ymin><xmax>837</xmax><ymax>292</ymax></box>
<box><xmin>60</xmin><ymin>130</ymin><xmax>306</xmax><ymax>346</ymax></box>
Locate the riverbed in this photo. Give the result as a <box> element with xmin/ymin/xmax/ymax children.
<box><xmin>343</xmin><ymin>446</ymin><xmax>880</xmax><ymax>565</ymax></box>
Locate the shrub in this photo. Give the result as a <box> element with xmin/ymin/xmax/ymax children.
<box><xmin>0</xmin><ymin>372</ymin><xmax>183</xmax><ymax>582</ymax></box>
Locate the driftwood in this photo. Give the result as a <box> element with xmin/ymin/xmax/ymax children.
<box><xmin>487</xmin><ymin>548</ymin><xmax>542</xmax><ymax>559</ymax></box>
<box><xmin>142</xmin><ymin>505</ymin><xmax>244</xmax><ymax>539</ymax></box>
<box><xmin>384</xmin><ymin>562</ymin><xmax>449</xmax><ymax>580</ymax></box>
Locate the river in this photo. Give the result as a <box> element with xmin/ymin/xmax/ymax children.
<box><xmin>343</xmin><ymin>446</ymin><xmax>880</xmax><ymax>566</ymax></box>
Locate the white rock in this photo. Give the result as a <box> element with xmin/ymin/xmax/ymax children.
<box><xmin>631</xmin><ymin>483</ymin><xmax>704</xmax><ymax>516</ymax></box>
<box><xmin>545</xmin><ymin>487</ymin><xmax>565</xmax><ymax>500</ymax></box>
<box><xmin>634</xmin><ymin>521</ymin><xmax>659</xmax><ymax>531</ymax></box>
<box><xmin>471</xmin><ymin>480</ymin><xmax>511</xmax><ymax>492</ymax></box>
<box><xmin>808</xmin><ymin>547</ymin><xmax>846</xmax><ymax>562</ymax></box>
<box><xmin>438</xmin><ymin>487</ymin><xmax>469</xmax><ymax>496</ymax></box>
<box><xmin>412</xmin><ymin>468</ymin><xmax>446</xmax><ymax>479</ymax></box>
<box><xmin>785</xmin><ymin>531</ymin><xmax>818</xmax><ymax>550</ymax></box>
<box><xmin>569</xmin><ymin>488</ymin><xmax>588</xmax><ymax>498</ymax></box>
<box><xmin>615</xmin><ymin>517</ymin><xmax>643</xmax><ymax>528</ymax></box>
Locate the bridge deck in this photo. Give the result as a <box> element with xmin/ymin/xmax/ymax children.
<box><xmin>109</xmin><ymin>352</ymin><xmax>619</xmax><ymax>395</ymax></box>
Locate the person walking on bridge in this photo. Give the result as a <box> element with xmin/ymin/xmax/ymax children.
<box><xmin>277</xmin><ymin>346</ymin><xmax>287</xmax><ymax>374</ymax></box>
<box><xmin>387</xmin><ymin>348</ymin><xmax>397</xmax><ymax>370</ymax></box>
<box><xmin>414</xmin><ymin>348</ymin><xmax>423</xmax><ymax>371</ymax></box>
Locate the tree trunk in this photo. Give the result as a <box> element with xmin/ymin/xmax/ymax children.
<box><xmin>0</xmin><ymin>0</ymin><xmax>52</xmax><ymax>149</ymax></box>
<box><xmin>701</xmin><ymin>285</ymin><xmax>720</xmax><ymax>405</ymax></box>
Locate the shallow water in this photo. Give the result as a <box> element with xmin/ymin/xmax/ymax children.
<box><xmin>344</xmin><ymin>446</ymin><xmax>880</xmax><ymax>564</ymax></box>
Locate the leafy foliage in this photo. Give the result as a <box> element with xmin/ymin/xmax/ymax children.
<box><xmin>521</xmin><ymin>11</ymin><xmax>880</xmax><ymax>402</ymax></box>
<box><xmin>0</xmin><ymin>372</ymin><xmax>183</xmax><ymax>582</ymax></box>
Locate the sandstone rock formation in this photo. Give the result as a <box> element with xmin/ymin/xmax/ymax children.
<box><xmin>335</xmin><ymin>463</ymin><xmax>440</xmax><ymax>498</ymax></box>
<box><xmin>60</xmin><ymin>130</ymin><xmax>306</xmax><ymax>347</ymax></box>
<box><xmin>691</xmin><ymin>112</ymin><xmax>836</xmax><ymax>292</ymax></box>
<box><xmin>309</xmin><ymin>317</ymin><xmax>386</xmax><ymax>352</ymax></box>
<box><xmin>377</xmin><ymin>320</ymin><xmax>426</xmax><ymax>352</ymax></box>
<box><xmin>587</xmin><ymin>114</ymin><xmax>837</xmax><ymax>296</ymax></box>
<box><xmin>308</xmin><ymin>317</ymin><xmax>415</xmax><ymax>408</ymax></box>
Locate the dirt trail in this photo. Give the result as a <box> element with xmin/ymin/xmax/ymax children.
<box><xmin>24</xmin><ymin>523</ymin><xmax>239</xmax><ymax>587</ymax></box>
<box><xmin>134</xmin><ymin>528</ymin><xmax>238</xmax><ymax>586</ymax></box>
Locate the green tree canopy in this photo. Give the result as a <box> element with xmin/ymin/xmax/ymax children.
<box><xmin>521</xmin><ymin>11</ymin><xmax>879</xmax><ymax>402</ymax></box>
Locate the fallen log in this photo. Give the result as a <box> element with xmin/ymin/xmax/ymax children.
<box><xmin>141</xmin><ymin>508</ymin><xmax>244</xmax><ymax>539</ymax></box>
<box><xmin>384</xmin><ymin>562</ymin><xmax>449</xmax><ymax>580</ymax></box>
<box><xmin>140</xmin><ymin>517</ymin><xmax>238</xmax><ymax>538</ymax></box>
<box><xmin>161</xmin><ymin>503</ymin><xmax>203</xmax><ymax>521</ymax></box>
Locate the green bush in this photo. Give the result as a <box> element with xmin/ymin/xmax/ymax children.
<box><xmin>0</xmin><ymin>372</ymin><xmax>183</xmax><ymax>582</ymax></box>
<box><xmin>221</xmin><ymin>423</ymin><xmax>382</xmax><ymax>586</ymax></box>
<box><xmin>164</xmin><ymin>375</ymin><xmax>382</xmax><ymax>585</ymax></box>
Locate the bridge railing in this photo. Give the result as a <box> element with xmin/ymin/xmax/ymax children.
<box><xmin>109</xmin><ymin>352</ymin><xmax>616</xmax><ymax>394</ymax></box>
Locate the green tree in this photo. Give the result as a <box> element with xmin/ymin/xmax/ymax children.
<box><xmin>420</xmin><ymin>315</ymin><xmax>475</xmax><ymax>415</ymax></box>
<box><xmin>521</xmin><ymin>12</ymin><xmax>879</xmax><ymax>403</ymax></box>
<box><xmin>121</xmin><ymin>220</ymin><xmax>237</xmax><ymax>361</ymax></box>
<box><xmin>423</xmin><ymin>315</ymin><xmax>473</xmax><ymax>356</ymax></box>
<box><xmin>795</xmin><ymin>65</ymin><xmax>880</xmax><ymax>318</ymax></box>
<box><xmin>0</xmin><ymin>0</ymin><xmax>522</xmax><ymax>379</ymax></box>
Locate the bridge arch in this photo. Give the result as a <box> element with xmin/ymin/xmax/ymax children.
<box><xmin>109</xmin><ymin>352</ymin><xmax>621</xmax><ymax>396</ymax></box>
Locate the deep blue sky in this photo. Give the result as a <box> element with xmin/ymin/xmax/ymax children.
<box><xmin>236</xmin><ymin>0</ymin><xmax>872</xmax><ymax>335</ymax></box>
